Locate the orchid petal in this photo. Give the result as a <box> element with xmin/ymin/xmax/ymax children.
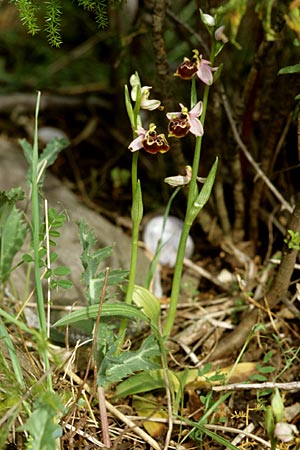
<box><xmin>189</xmin><ymin>118</ymin><xmax>204</xmax><ymax>136</ymax></box>
<box><xmin>141</xmin><ymin>98</ymin><xmax>161</xmax><ymax>111</ymax></box>
<box><xmin>128</xmin><ymin>126</ymin><xmax>147</xmax><ymax>152</ymax></box>
<box><xmin>197</xmin><ymin>64</ymin><xmax>214</xmax><ymax>85</ymax></box>
<box><xmin>189</xmin><ymin>101</ymin><xmax>202</xmax><ymax>118</ymax></box>
<box><xmin>164</xmin><ymin>174</ymin><xmax>190</xmax><ymax>187</ymax></box>
<box><xmin>128</xmin><ymin>135</ymin><xmax>144</xmax><ymax>152</ymax></box>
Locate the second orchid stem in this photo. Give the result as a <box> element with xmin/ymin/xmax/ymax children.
<box><xmin>163</xmin><ymin>83</ymin><xmax>211</xmax><ymax>337</ymax></box>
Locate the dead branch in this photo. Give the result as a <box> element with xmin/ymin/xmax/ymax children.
<box><xmin>213</xmin><ymin>381</ymin><xmax>300</xmax><ymax>392</ymax></box>
<box><xmin>0</xmin><ymin>92</ymin><xmax>111</xmax><ymax>115</ymax></box>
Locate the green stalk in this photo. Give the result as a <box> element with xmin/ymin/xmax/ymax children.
<box><xmin>163</xmin><ymin>66</ymin><xmax>213</xmax><ymax>337</ymax></box>
<box><xmin>125</xmin><ymin>150</ymin><xmax>141</xmax><ymax>307</ymax></box>
<box><xmin>31</xmin><ymin>92</ymin><xmax>52</xmax><ymax>390</ymax></box>
<box><xmin>118</xmin><ymin>110</ymin><xmax>142</xmax><ymax>345</ymax></box>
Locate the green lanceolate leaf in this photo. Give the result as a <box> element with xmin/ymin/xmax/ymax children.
<box><xmin>131</xmin><ymin>180</ymin><xmax>143</xmax><ymax>224</ymax></box>
<box><xmin>188</xmin><ymin>157</ymin><xmax>218</xmax><ymax>222</ymax></box>
<box><xmin>0</xmin><ymin>318</ymin><xmax>25</xmax><ymax>388</ymax></box>
<box><xmin>52</xmin><ymin>302</ymin><xmax>150</xmax><ymax>327</ymax></box>
<box><xmin>125</xmin><ymin>84</ymin><xmax>134</xmax><ymax>128</ymax></box>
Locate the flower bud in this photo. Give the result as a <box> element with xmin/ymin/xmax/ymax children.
<box><xmin>271</xmin><ymin>388</ymin><xmax>284</xmax><ymax>423</ymax></box>
<box><xmin>200</xmin><ymin>10</ymin><xmax>215</xmax><ymax>27</ymax></box>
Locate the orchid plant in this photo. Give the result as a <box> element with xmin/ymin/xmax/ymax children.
<box><xmin>125</xmin><ymin>9</ymin><xmax>226</xmax><ymax>338</ymax></box>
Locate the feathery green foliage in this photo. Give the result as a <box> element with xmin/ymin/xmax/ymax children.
<box><xmin>13</xmin><ymin>0</ymin><xmax>40</xmax><ymax>35</ymax></box>
<box><xmin>10</xmin><ymin>0</ymin><xmax>125</xmax><ymax>46</ymax></box>
<box><xmin>45</xmin><ymin>0</ymin><xmax>63</xmax><ymax>47</ymax></box>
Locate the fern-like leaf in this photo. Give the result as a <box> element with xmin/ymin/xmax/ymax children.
<box><xmin>97</xmin><ymin>334</ymin><xmax>161</xmax><ymax>386</ymax></box>
<box><xmin>79</xmin><ymin>220</ymin><xmax>128</xmax><ymax>305</ymax></box>
<box><xmin>76</xmin><ymin>0</ymin><xmax>109</xmax><ymax>28</ymax></box>
<box><xmin>45</xmin><ymin>0</ymin><xmax>63</xmax><ymax>47</ymax></box>
<box><xmin>12</xmin><ymin>0</ymin><xmax>40</xmax><ymax>35</ymax></box>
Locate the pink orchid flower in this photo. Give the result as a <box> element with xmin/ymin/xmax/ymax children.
<box><xmin>166</xmin><ymin>101</ymin><xmax>204</xmax><ymax>138</ymax></box>
<box><xmin>175</xmin><ymin>50</ymin><xmax>218</xmax><ymax>86</ymax></box>
<box><xmin>128</xmin><ymin>124</ymin><xmax>170</xmax><ymax>154</ymax></box>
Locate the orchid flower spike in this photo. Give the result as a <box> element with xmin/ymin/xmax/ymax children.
<box><xmin>166</xmin><ymin>101</ymin><xmax>203</xmax><ymax>138</ymax></box>
<box><xmin>130</xmin><ymin>74</ymin><xmax>161</xmax><ymax>111</ymax></box>
<box><xmin>128</xmin><ymin>123</ymin><xmax>170</xmax><ymax>154</ymax></box>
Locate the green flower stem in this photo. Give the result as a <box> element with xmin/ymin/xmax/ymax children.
<box><xmin>126</xmin><ymin>151</ymin><xmax>141</xmax><ymax>307</ymax></box>
<box><xmin>187</xmin><ymin>85</ymin><xmax>210</xmax><ymax>211</ymax></box>
<box><xmin>163</xmin><ymin>79</ymin><xmax>212</xmax><ymax>338</ymax></box>
<box><xmin>131</xmin><ymin>150</ymin><xmax>139</xmax><ymax>196</ymax></box>
<box><xmin>32</xmin><ymin>92</ymin><xmax>52</xmax><ymax>390</ymax></box>
<box><xmin>118</xmin><ymin>142</ymin><xmax>142</xmax><ymax>346</ymax></box>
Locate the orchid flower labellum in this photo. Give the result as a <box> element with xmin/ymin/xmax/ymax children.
<box><xmin>174</xmin><ymin>55</ymin><xmax>198</xmax><ymax>80</ymax></box>
<box><xmin>128</xmin><ymin>123</ymin><xmax>170</xmax><ymax>154</ymax></box>
<box><xmin>166</xmin><ymin>101</ymin><xmax>204</xmax><ymax>138</ymax></box>
<box><xmin>130</xmin><ymin>74</ymin><xmax>161</xmax><ymax>111</ymax></box>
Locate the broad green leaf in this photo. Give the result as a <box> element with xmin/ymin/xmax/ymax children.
<box><xmin>53</xmin><ymin>266</ymin><xmax>71</xmax><ymax>276</ymax></box>
<box><xmin>132</xmin><ymin>285</ymin><xmax>161</xmax><ymax>326</ymax></box>
<box><xmin>52</xmin><ymin>302</ymin><xmax>150</xmax><ymax>327</ymax></box>
<box><xmin>115</xmin><ymin>369</ymin><xmax>181</xmax><ymax>398</ymax></box>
